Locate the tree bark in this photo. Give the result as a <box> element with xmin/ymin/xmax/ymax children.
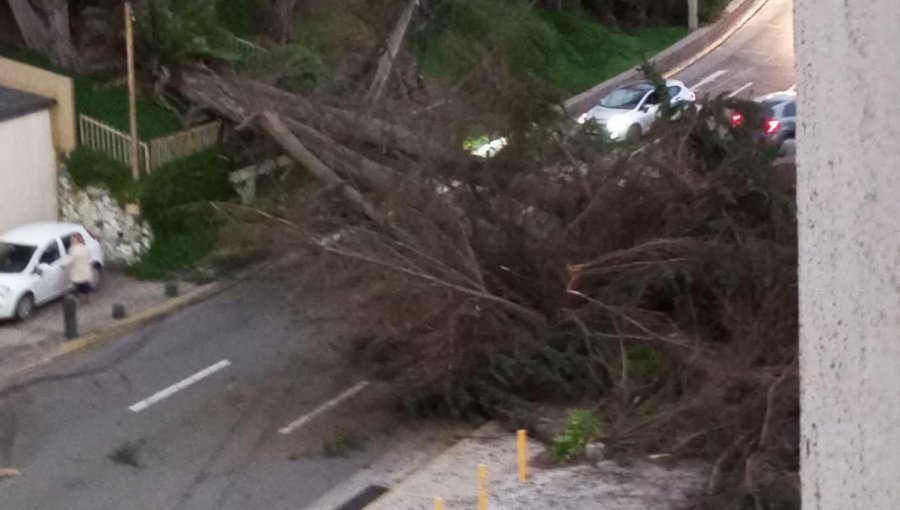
<box><xmin>365</xmin><ymin>0</ymin><xmax>420</xmax><ymax>104</ymax></box>
<box><xmin>7</xmin><ymin>0</ymin><xmax>78</xmax><ymax>69</ymax></box>
<box><xmin>257</xmin><ymin>111</ymin><xmax>384</xmax><ymax>224</ymax></box>
<box><xmin>266</xmin><ymin>0</ymin><xmax>299</xmax><ymax>43</ymax></box>
<box><xmin>177</xmin><ymin>66</ymin><xmax>432</xmax><ymax>159</ymax></box>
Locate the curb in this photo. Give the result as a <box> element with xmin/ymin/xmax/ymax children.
<box><xmin>362</xmin><ymin>423</ymin><xmax>501</xmax><ymax>509</ymax></box>
<box><xmin>52</xmin><ymin>281</ymin><xmax>228</xmax><ymax>358</ymax></box>
<box><xmin>563</xmin><ymin>0</ymin><xmax>771</xmax><ymax>116</ymax></box>
<box><xmin>0</xmin><ymin>262</ymin><xmax>270</xmax><ymax>389</ymax></box>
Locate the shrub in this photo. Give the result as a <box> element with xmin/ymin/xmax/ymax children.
<box><xmin>131</xmin><ymin>149</ymin><xmax>234</xmax><ymax>279</ymax></box>
<box><xmin>65</xmin><ymin>148</ymin><xmax>138</xmax><ymax>202</ymax></box>
<box><xmin>552</xmin><ymin>409</ymin><xmax>601</xmax><ymax>461</ymax></box>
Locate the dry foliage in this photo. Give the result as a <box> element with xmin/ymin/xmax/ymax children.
<box><xmin>253</xmin><ymin>95</ymin><xmax>798</xmax><ymax>507</ymax></box>
<box><xmin>174</xmin><ymin>20</ymin><xmax>798</xmax><ymax>504</ymax></box>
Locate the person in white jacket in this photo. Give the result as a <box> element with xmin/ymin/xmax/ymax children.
<box><xmin>65</xmin><ymin>234</ymin><xmax>93</xmax><ymax>301</ymax></box>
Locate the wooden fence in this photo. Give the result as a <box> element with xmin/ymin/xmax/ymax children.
<box><xmin>147</xmin><ymin>121</ymin><xmax>221</xmax><ymax>170</ymax></box>
<box><xmin>78</xmin><ymin>114</ymin><xmax>220</xmax><ymax>174</ymax></box>
<box><xmin>78</xmin><ymin>114</ymin><xmax>150</xmax><ymax>172</ymax></box>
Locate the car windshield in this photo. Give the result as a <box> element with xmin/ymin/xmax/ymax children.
<box><xmin>600</xmin><ymin>84</ymin><xmax>653</xmax><ymax>109</ymax></box>
<box><xmin>0</xmin><ymin>242</ymin><xmax>36</xmax><ymax>273</ymax></box>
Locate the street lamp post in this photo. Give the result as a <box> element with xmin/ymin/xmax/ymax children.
<box><xmin>124</xmin><ymin>1</ymin><xmax>139</xmax><ymax>180</ymax></box>
<box><xmin>688</xmin><ymin>0</ymin><xmax>699</xmax><ymax>30</ymax></box>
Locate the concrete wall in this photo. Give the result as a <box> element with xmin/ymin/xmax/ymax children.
<box><xmin>0</xmin><ymin>110</ymin><xmax>58</xmax><ymax>232</ymax></box>
<box><xmin>795</xmin><ymin>0</ymin><xmax>900</xmax><ymax>508</ymax></box>
<box><xmin>0</xmin><ymin>57</ymin><xmax>76</xmax><ymax>154</ymax></box>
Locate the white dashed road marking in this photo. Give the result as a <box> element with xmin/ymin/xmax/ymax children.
<box><xmin>129</xmin><ymin>359</ymin><xmax>232</xmax><ymax>413</ymax></box>
<box><xmin>692</xmin><ymin>70</ymin><xmax>728</xmax><ymax>89</ymax></box>
<box><xmin>278</xmin><ymin>381</ymin><xmax>371</xmax><ymax>435</ymax></box>
<box><xmin>727</xmin><ymin>82</ymin><xmax>754</xmax><ymax>98</ymax></box>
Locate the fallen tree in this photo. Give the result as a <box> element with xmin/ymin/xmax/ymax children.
<box><xmin>173</xmin><ymin>52</ymin><xmax>798</xmax><ymax>506</ymax></box>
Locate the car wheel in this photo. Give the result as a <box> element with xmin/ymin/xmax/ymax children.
<box><xmin>90</xmin><ymin>264</ymin><xmax>103</xmax><ymax>290</ymax></box>
<box><xmin>626</xmin><ymin>124</ymin><xmax>642</xmax><ymax>142</ymax></box>
<box><xmin>15</xmin><ymin>293</ymin><xmax>35</xmax><ymax>321</ymax></box>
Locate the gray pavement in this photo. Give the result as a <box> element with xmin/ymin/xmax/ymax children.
<box><xmin>0</xmin><ymin>271</ymin><xmax>199</xmax><ymax>380</ymax></box>
<box><xmin>0</xmin><ymin>275</ymin><xmax>439</xmax><ymax>510</ymax></box>
<box><xmin>673</xmin><ymin>0</ymin><xmax>795</xmax><ymax>99</ymax></box>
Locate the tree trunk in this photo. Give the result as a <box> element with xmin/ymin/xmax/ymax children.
<box><xmin>266</xmin><ymin>0</ymin><xmax>299</xmax><ymax>43</ymax></box>
<box><xmin>365</xmin><ymin>0</ymin><xmax>419</xmax><ymax>104</ymax></box>
<box><xmin>7</xmin><ymin>0</ymin><xmax>78</xmax><ymax>68</ymax></box>
<box><xmin>258</xmin><ymin>111</ymin><xmax>384</xmax><ymax>223</ymax></box>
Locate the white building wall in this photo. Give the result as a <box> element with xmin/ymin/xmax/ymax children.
<box><xmin>795</xmin><ymin>0</ymin><xmax>900</xmax><ymax>508</ymax></box>
<box><xmin>0</xmin><ymin>109</ymin><xmax>58</xmax><ymax>233</ymax></box>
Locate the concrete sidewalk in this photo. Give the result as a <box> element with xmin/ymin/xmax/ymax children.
<box><xmin>0</xmin><ymin>271</ymin><xmax>199</xmax><ymax>379</ymax></box>
<box><xmin>366</xmin><ymin>423</ymin><xmax>707</xmax><ymax>510</ymax></box>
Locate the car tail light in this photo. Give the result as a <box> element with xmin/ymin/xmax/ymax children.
<box><xmin>764</xmin><ymin>118</ymin><xmax>782</xmax><ymax>136</ymax></box>
<box><xmin>730</xmin><ymin>112</ymin><xmax>745</xmax><ymax>127</ymax></box>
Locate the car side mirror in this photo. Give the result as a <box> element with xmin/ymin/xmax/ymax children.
<box><xmin>34</xmin><ymin>263</ymin><xmax>49</xmax><ymax>276</ymax></box>
<box><xmin>639</xmin><ymin>105</ymin><xmax>650</xmax><ymax>113</ymax></box>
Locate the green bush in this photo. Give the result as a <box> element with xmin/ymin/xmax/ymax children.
<box><xmin>130</xmin><ymin>150</ymin><xmax>234</xmax><ymax>279</ymax></box>
<box><xmin>65</xmin><ymin>148</ymin><xmax>138</xmax><ymax>202</ymax></box>
<box><xmin>552</xmin><ymin>409</ymin><xmax>601</xmax><ymax>462</ymax></box>
<box><xmin>414</xmin><ymin>0</ymin><xmax>686</xmax><ymax>94</ymax></box>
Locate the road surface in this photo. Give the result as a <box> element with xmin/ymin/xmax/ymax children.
<box><xmin>673</xmin><ymin>0</ymin><xmax>795</xmax><ymax>99</ymax></box>
<box><xmin>0</xmin><ymin>275</ymin><xmax>439</xmax><ymax>510</ymax></box>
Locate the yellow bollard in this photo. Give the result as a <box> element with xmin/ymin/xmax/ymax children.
<box><xmin>434</xmin><ymin>497</ymin><xmax>446</xmax><ymax>510</ymax></box>
<box><xmin>517</xmin><ymin>429</ymin><xmax>528</xmax><ymax>481</ymax></box>
<box><xmin>478</xmin><ymin>464</ymin><xmax>488</xmax><ymax>510</ymax></box>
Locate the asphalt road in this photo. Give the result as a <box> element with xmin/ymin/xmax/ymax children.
<box><xmin>0</xmin><ymin>275</ymin><xmax>407</xmax><ymax>510</ymax></box>
<box><xmin>672</xmin><ymin>0</ymin><xmax>795</xmax><ymax>99</ymax></box>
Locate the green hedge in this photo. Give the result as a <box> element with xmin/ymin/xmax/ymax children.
<box><xmin>130</xmin><ymin>150</ymin><xmax>234</xmax><ymax>279</ymax></box>
<box><xmin>65</xmin><ymin>148</ymin><xmax>138</xmax><ymax>202</ymax></box>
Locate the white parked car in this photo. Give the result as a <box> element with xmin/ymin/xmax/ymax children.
<box><xmin>577</xmin><ymin>80</ymin><xmax>696</xmax><ymax>141</ymax></box>
<box><xmin>0</xmin><ymin>222</ymin><xmax>104</xmax><ymax>321</ymax></box>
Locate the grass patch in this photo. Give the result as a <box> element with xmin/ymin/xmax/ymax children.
<box><xmin>414</xmin><ymin>0</ymin><xmax>687</xmax><ymax>94</ymax></box>
<box><xmin>0</xmin><ymin>45</ymin><xmax>181</xmax><ymax>139</ymax></box>
<box><xmin>322</xmin><ymin>432</ymin><xmax>367</xmax><ymax>458</ymax></box>
<box><xmin>108</xmin><ymin>441</ymin><xmax>143</xmax><ymax>468</ymax></box>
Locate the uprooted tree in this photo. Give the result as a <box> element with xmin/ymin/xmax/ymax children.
<box><xmin>108</xmin><ymin>0</ymin><xmax>799</xmax><ymax>505</ymax></box>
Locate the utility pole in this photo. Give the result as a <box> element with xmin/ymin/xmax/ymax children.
<box><xmin>125</xmin><ymin>1</ymin><xmax>140</xmax><ymax>180</ymax></box>
<box><xmin>688</xmin><ymin>0</ymin><xmax>699</xmax><ymax>30</ymax></box>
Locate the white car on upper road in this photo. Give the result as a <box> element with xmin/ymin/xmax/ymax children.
<box><xmin>577</xmin><ymin>79</ymin><xmax>696</xmax><ymax>141</ymax></box>
<box><xmin>0</xmin><ymin>222</ymin><xmax>104</xmax><ymax>321</ymax></box>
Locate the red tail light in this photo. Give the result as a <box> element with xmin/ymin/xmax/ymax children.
<box><xmin>731</xmin><ymin>112</ymin><xmax>745</xmax><ymax>127</ymax></box>
<box><xmin>765</xmin><ymin>118</ymin><xmax>782</xmax><ymax>136</ymax></box>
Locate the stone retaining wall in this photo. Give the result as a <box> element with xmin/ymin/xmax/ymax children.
<box><xmin>58</xmin><ymin>173</ymin><xmax>152</xmax><ymax>265</ymax></box>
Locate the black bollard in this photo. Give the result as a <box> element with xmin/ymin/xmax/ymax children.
<box><xmin>112</xmin><ymin>303</ymin><xmax>127</xmax><ymax>320</ymax></box>
<box><xmin>164</xmin><ymin>282</ymin><xmax>179</xmax><ymax>297</ymax></box>
<box><xmin>63</xmin><ymin>295</ymin><xmax>78</xmax><ymax>340</ymax></box>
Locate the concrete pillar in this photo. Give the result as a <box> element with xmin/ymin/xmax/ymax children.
<box><xmin>795</xmin><ymin>0</ymin><xmax>900</xmax><ymax>508</ymax></box>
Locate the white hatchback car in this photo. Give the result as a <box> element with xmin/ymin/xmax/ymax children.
<box><xmin>577</xmin><ymin>80</ymin><xmax>696</xmax><ymax>141</ymax></box>
<box><xmin>0</xmin><ymin>222</ymin><xmax>104</xmax><ymax>321</ymax></box>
